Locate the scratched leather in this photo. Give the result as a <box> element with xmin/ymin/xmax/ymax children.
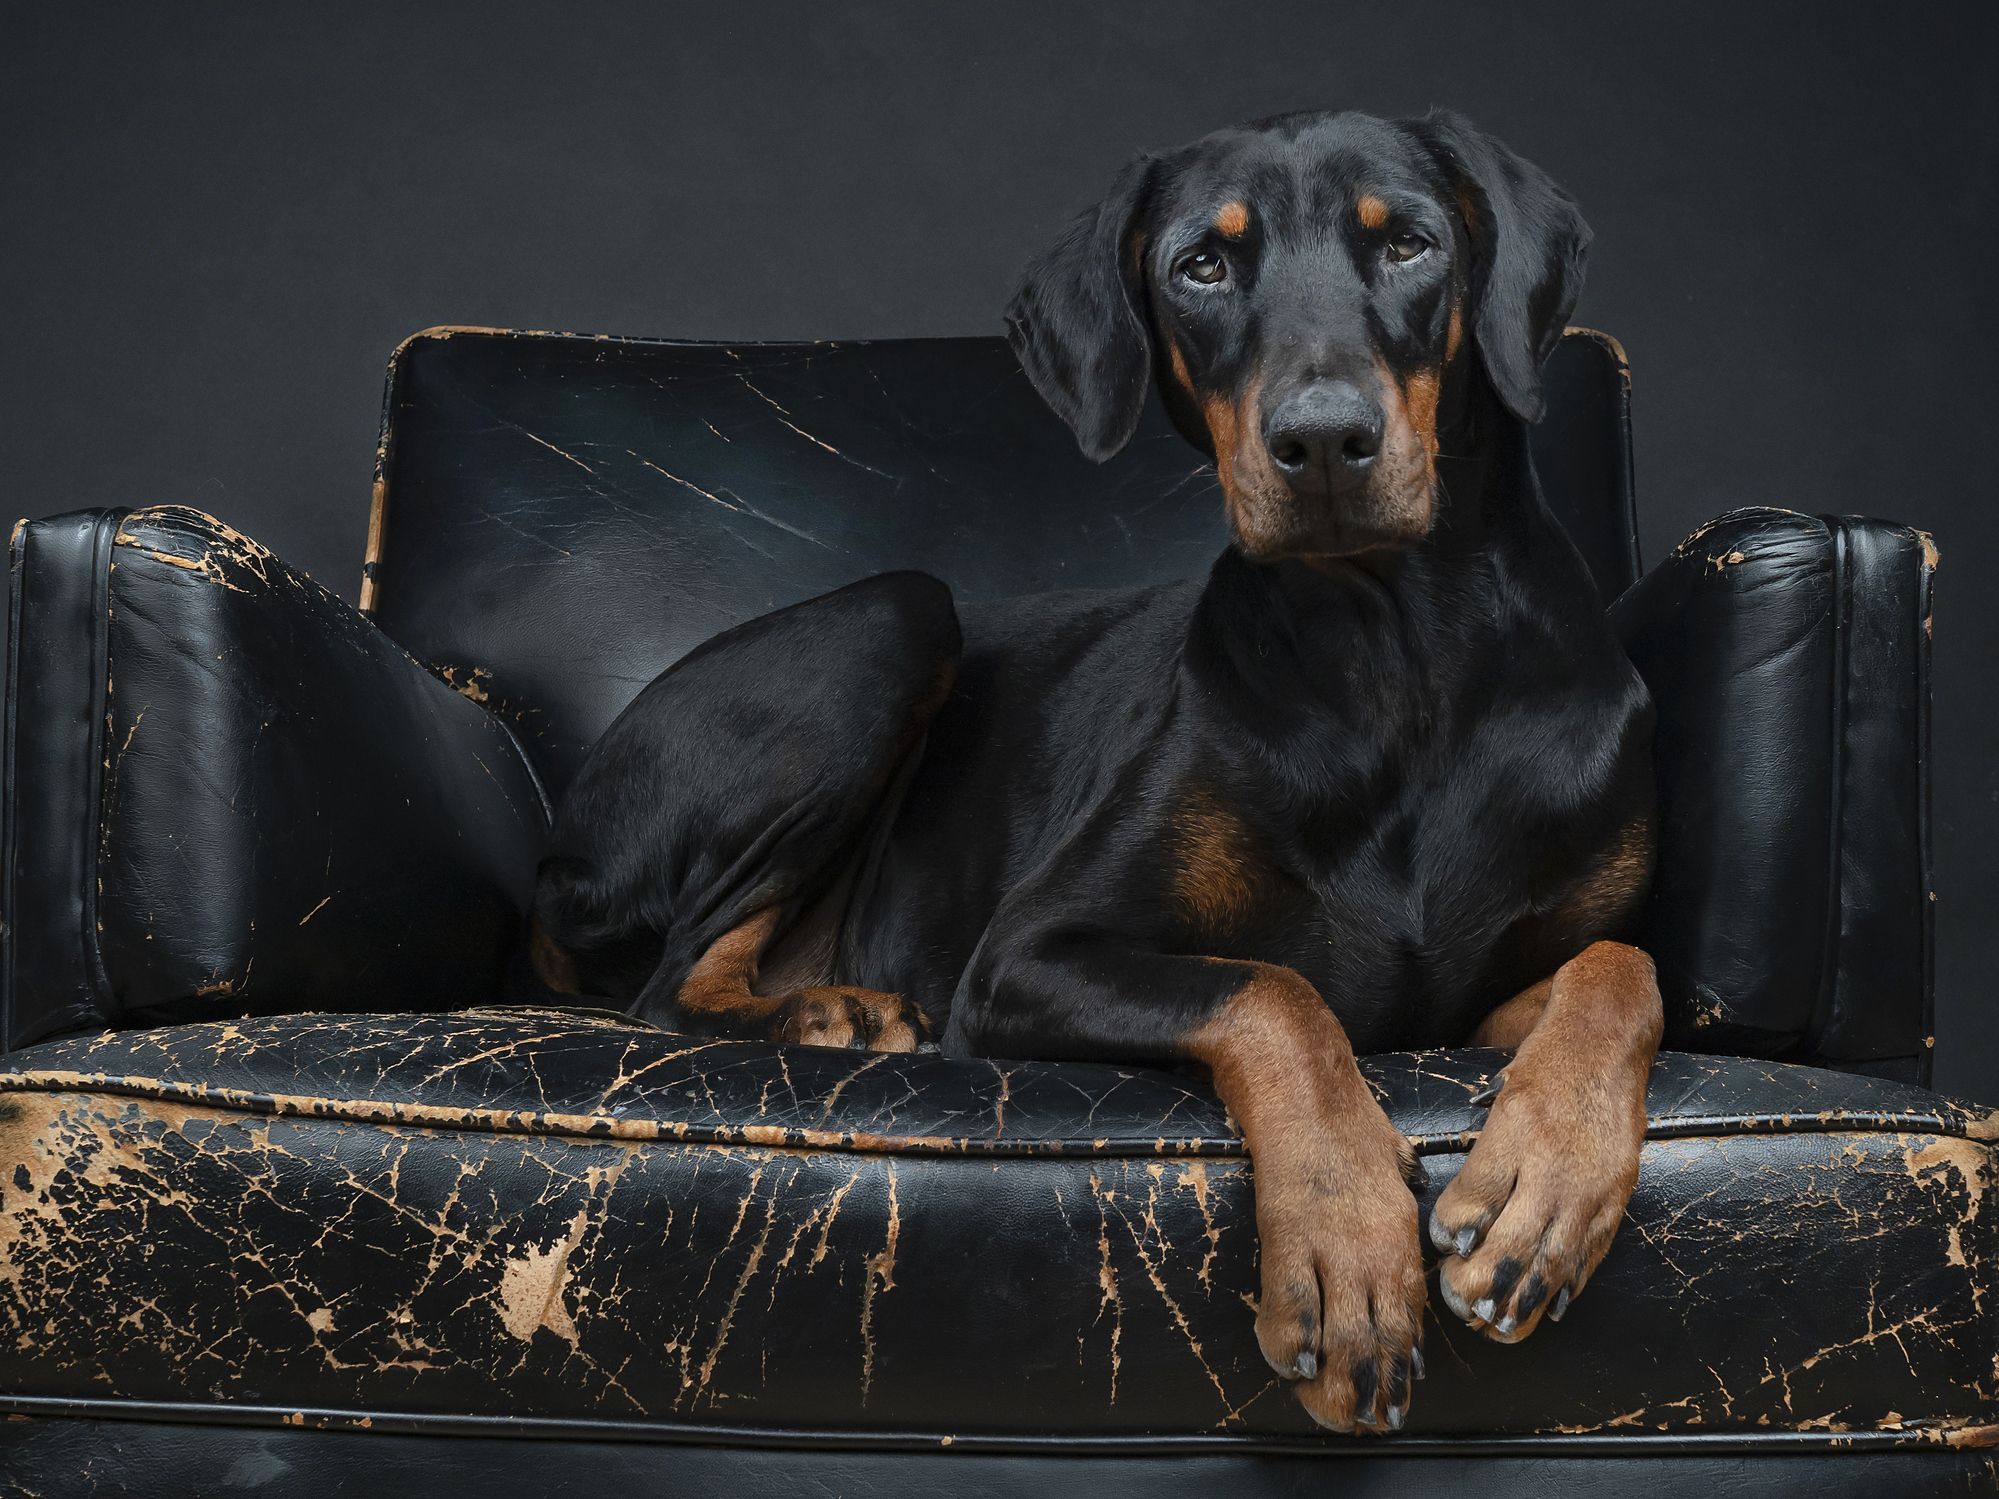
<box><xmin>2</xmin><ymin>504</ymin><xmax>550</xmax><ymax>1050</ymax></box>
<box><xmin>368</xmin><ymin>330</ymin><xmax>1637</xmax><ymax>805</ymax></box>
<box><xmin>363</xmin><ymin>329</ymin><xmax>1931</xmax><ymax>1083</ymax></box>
<box><xmin>1</xmin><ymin>1010</ymin><xmax>1991</xmax><ymax>1440</ymax></box>
<box><xmin>1613</xmin><ymin>508</ymin><xmax>1938</xmax><ymax>1081</ymax></box>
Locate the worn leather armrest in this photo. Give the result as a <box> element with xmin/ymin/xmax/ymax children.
<box><xmin>2</xmin><ymin>506</ymin><xmax>549</xmax><ymax>1050</ymax></box>
<box><xmin>1610</xmin><ymin>508</ymin><xmax>1935</xmax><ymax>1082</ymax></box>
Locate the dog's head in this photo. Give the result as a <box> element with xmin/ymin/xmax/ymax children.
<box><xmin>1006</xmin><ymin>110</ymin><xmax>1589</xmax><ymax>562</ymax></box>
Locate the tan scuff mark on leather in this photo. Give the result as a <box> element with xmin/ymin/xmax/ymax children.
<box><xmin>361</xmin><ymin>462</ymin><xmax>388</xmax><ymax>615</ymax></box>
<box><xmin>0</xmin><ymin>1069</ymin><xmax>1023</xmax><ymax>1157</ymax></box>
<box><xmin>438</xmin><ymin>665</ymin><xmax>493</xmax><ymax>703</ymax></box>
<box><xmin>808</xmin><ymin>1172</ymin><xmax>860</xmax><ymax>1268</ymax></box>
<box><xmin>1915</xmin><ymin>529</ymin><xmax>1940</xmax><ymax>571</ymax></box>
<box><xmin>1090</xmin><ymin>1167</ymin><xmax>1125</xmax><ymax>1403</ymax></box>
<box><xmin>1902</xmin><ymin>1135</ymin><xmax>1989</xmax><ymax>1280</ymax></box>
<box><xmin>1091</xmin><ymin>1156</ymin><xmax>1243</xmax><ymax>1423</ymax></box>
<box><xmin>1946</xmin><ymin>1424</ymin><xmax>1999</xmax><ymax>1449</ymax></box>
<box><xmin>1672</xmin><ymin>516</ymin><xmax>1734</xmax><ymax>559</ymax></box>
<box><xmin>496</xmin><ymin>1206</ymin><xmax>587</xmax><ymax>1345</ymax></box>
<box><xmin>113</xmin><ymin>509</ymin><xmax>281</xmax><ymax>597</ymax></box>
<box><xmin>1178</xmin><ymin>1158</ymin><xmax>1224</xmax><ymax>1291</ymax></box>
<box><xmin>858</xmin><ymin>1162</ymin><xmax>900</xmax><ymax>1405</ymax></box>
<box><xmin>692</xmin><ymin>1168</ymin><xmax>776</xmax><ymax>1401</ymax></box>
<box><xmin>766</xmin><ymin>1165</ymin><xmax>858</xmax><ymax>1303</ymax></box>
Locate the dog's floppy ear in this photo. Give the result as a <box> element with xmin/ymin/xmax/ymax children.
<box><xmin>1005</xmin><ymin>154</ymin><xmax>1158</xmax><ymax>462</ymax></box>
<box><xmin>1411</xmin><ymin>111</ymin><xmax>1590</xmax><ymax>423</ymax></box>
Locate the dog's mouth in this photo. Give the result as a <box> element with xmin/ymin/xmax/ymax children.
<box><xmin>1226</xmin><ymin>481</ymin><xmax>1437</xmax><ymax>563</ymax></box>
<box><xmin>1216</xmin><ymin>453</ymin><xmax>1439</xmax><ymax>564</ymax></box>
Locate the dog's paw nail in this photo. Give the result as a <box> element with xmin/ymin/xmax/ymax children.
<box><xmin>1426</xmin><ymin>1209</ymin><xmax>1453</xmax><ymax>1253</ymax></box>
<box><xmin>1549</xmin><ymin>1286</ymin><xmax>1571</xmax><ymax>1322</ymax></box>
<box><xmin>1292</xmin><ymin>1350</ymin><xmax>1318</xmax><ymax>1381</ymax></box>
<box><xmin>1468</xmin><ymin>1079</ymin><xmax>1502</xmax><ymax>1108</ymax></box>
<box><xmin>1411</xmin><ymin>1345</ymin><xmax>1426</xmax><ymax>1380</ymax></box>
<box><xmin>1385</xmin><ymin>1404</ymin><xmax>1404</xmax><ymax>1432</ymax></box>
<box><xmin>1454</xmin><ymin>1226</ymin><xmax>1478</xmax><ymax>1258</ymax></box>
<box><xmin>1471</xmin><ymin>1297</ymin><xmax>1496</xmax><ymax>1324</ymax></box>
<box><xmin>1437</xmin><ymin>1274</ymin><xmax>1469</xmax><ymax>1320</ymax></box>
<box><xmin>1495</xmin><ymin>1312</ymin><xmax>1518</xmax><ymax>1336</ymax></box>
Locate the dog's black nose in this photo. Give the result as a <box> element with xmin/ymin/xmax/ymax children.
<box><xmin>1264</xmin><ymin>383</ymin><xmax>1383</xmax><ymax>487</ymax></box>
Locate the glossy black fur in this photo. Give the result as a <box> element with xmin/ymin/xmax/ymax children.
<box><xmin>534</xmin><ymin>109</ymin><xmax>1655</xmax><ymax>1061</ymax></box>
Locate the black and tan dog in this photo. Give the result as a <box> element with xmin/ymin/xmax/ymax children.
<box><xmin>532</xmin><ymin>109</ymin><xmax>1662</xmax><ymax>1434</ymax></box>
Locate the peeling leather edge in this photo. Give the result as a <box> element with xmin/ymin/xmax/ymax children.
<box><xmin>112</xmin><ymin>507</ymin><xmax>553</xmax><ymax>829</ymax></box>
<box><xmin>0</xmin><ymin>1068</ymin><xmax>1988</xmax><ymax>1162</ymax></box>
<box><xmin>0</xmin><ymin>1395</ymin><xmax>1989</xmax><ymax>1456</ymax></box>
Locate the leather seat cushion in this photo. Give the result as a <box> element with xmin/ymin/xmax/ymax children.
<box><xmin>0</xmin><ymin>1008</ymin><xmax>1992</xmax><ymax>1450</ymax></box>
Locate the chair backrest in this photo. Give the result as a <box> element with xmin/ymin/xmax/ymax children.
<box><xmin>366</xmin><ymin>326</ymin><xmax>1637</xmax><ymax>798</ymax></box>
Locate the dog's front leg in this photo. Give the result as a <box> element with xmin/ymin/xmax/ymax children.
<box><xmin>1429</xmin><ymin>941</ymin><xmax>1663</xmax><ymax>1342</ymax></box>
<box><xmin>953</xmin><ymin>943</ymin><xmax>1426</xmax><ymax>1433</ymax></box>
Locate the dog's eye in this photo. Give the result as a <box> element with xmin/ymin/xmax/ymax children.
<box><xmin>1385</xmin><ymin>234</ymin><xmax>1432</xmax><ymax>265</ymax></box>
<box><xmin>1179</xmin><ymin>252</ymin><xmax>1227</xmax><ymax>286</ymax></box>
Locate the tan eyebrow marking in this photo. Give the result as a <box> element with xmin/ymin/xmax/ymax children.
<box><xmin>1356</xmin><ymin>193</ymin><xmax>1390</xmax><ymax>230</ymax></box>
<box><xmin>1213</xmin><ymin>200</ymin><xmax>1250</xmax><ymax>238</ymax></box>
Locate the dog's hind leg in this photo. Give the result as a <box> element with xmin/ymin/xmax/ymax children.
<box><xmin>675</xmin><ymin>904</ymin><xmax>928</xmax><ymax>1052</ymax></box>
<box><xmin>532</xmin><ymin>571</ymin><xmax>959</xmax><ymax>1038</ymax></box>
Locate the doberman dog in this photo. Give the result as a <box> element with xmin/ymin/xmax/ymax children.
<box><xmin>531</xmin><ymin>109</ymin><xmax>1663</xmax><ymax>1434</ymax></box>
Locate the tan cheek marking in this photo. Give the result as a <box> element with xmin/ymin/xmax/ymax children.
<box><xmin>1356</xmin><ymin>193</ymin><xmax>1390</xmax><ymax>230</ymax></box>
<box><xmin>1446</xmin><ymin>304</ymin><xmax>1464</xmax><ymax>365</ymax></box>
<box><xmin>1213</xmin><ymin>200</ymin><xmax>1249</xmax><ymax>238</ymax></box>
<box><xmin>1404</xmin><ymin>368</ymin><xmax>1441</xmax><ymax>459</ymax></box>
<box><xmin>1168</xmin><ymin>339</ymin><xmax>1194</xmax><ymax>397</ymax></box>
<box><xmin>1204</xmin><ymin>372</ymin><xmax>1275</xmax><ymax>545</ymax></box>
<box><xmin>1203</xmin><ymin>392</ymin><xmax>1244</xmax><ymax>532</ymax></box>
<box><xmin>1374</xmin><ymin>359</ymin><xmax>1440</xmax><ymax>530</ymax></box>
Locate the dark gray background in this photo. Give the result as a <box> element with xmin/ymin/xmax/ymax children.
<box><xmin>4</xmin><ymin>3</ymin><xmax>1993</xmax><ymax>1098</ymax></box>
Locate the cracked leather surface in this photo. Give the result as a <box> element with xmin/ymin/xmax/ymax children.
<box><xmin>1</xmin><ymin>1009</ymin><xmax>1991</xmax><ymax>1442</ymax></box>
<box><xmin>1</xmin><ymin>505</ymin><xmax>550</xmax><ymax>1051</ymax></box>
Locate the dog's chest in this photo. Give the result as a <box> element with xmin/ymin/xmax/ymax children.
<box><xmin>1262</xmin><ymin>680</ymin><xmax>1640</xmax><ymax>1048</ymax></box>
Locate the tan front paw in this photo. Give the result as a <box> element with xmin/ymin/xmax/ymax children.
<box><xmin>1426</xmin><ymin>1061</ymin><xmax>1645</xmax><ymax>1342</ymax></box>
<box><xmin>1253</xmin><ymin>1117</ymin><xmax>1429</xmax><ymax>1433</ymax></box>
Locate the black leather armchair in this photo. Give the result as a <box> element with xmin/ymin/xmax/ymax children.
<box><xmin>1</xmin><ymin>328</ymin><xmax>1989</xmax><ymax>1497</ymax></box>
